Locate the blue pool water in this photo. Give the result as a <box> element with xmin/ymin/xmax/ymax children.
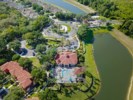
<box><xmin>62</xmin><ymin>68</ymin><xmax>75</xmax><ymax>82</ymax></box>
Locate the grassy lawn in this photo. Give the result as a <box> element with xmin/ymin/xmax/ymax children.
<box><xmin>29</xmin><ymin>57</ymin><xmax>41</xmax><ymax>67</ymax></box>
<box><xmin>92</xmin><ymin>27</ymin><xmax>110</xmax><ymax>34</ymax></box>
<box><xmin>58</xmin><ymin>90</ymin><xmax>88</xmax><ymax>100</ymax></box>
<box><xmin>84</xmin><ymin>44</ymin><xmax>100</xmax><ymax>79</ymax></box>
<box><xmin>62</xmin><ymin>24</ymin><xmax>71</xmax><ymax>32</ymax></box>
<box><xmin>47</xmin><ymin>40</ymin><xmax>60</xmax><ymax>47</ymax></box>
<box><xmin>44</xmin><ymin>36</ymin><xmax>62</xmax><ymax>41</ymax></box>
<box><xmin>84</xmin><ymin>44</ymin><xmax>101</xmax><ymax>98</ymax></box>
<box><xmin>26</xmin><ymin>44</ymin><xmax>33</xmax><ymax>49</ymax></box>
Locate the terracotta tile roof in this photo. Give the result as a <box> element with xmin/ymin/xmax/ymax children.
<box><xmin>0</xmin><ymin>61</ymin><xmax>32</xmax><ymax>89</ymax></box>
<box><xmin>19</xmin><ymin>79</ymin><xmax>32</xmax><ymax>90</ymax></box>
<box><xmin>55</xmin><ymin>52</ymin><xmax>78</xmax><ymax>65</ymax></box>
<box><xmin>74</xmin><ymin>67</ymin><xmax>85</xmax><ymax>75</ymax></box>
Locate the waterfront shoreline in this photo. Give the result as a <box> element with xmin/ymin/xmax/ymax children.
<box><xmin>111</xmin><ymin>29</ymin><xmax>133</xmax><ymax>100</ymax></box>
<box><xmin>64</xmin><ymin>0</ymin><xmax>95</xmax><ymax>14</ymax></box>
<box><xmin>85</xmin><ymin>44</ymin><xmax>101</xmax><ymax>99</ymax></box>
<box><xmin>42</xmin><ymin>0</ymin><xmax>71</xmax><ymax>13</ymax></box>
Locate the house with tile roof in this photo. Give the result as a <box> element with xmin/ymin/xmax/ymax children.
<box><xmin>0</xmin><ymin>61</ymin><xmax>32</xmax><ymax>90</ymax></box>
<box><xmin>55</xmin><ymin>51</ymin><xmax>78</xmax><ymax>66</ymax></box>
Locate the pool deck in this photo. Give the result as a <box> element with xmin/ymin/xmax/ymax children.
<box><xmin>54</xmin><ymin>66</ymin><xmax>78</xmax><ymax>83</ymax></box>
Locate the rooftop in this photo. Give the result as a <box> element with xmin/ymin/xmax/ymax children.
<box><xmin>55</xmin><ymin>51</ymin><xmax>78</xmax><ymax>65</ymax></box>
<box><xmin>0</xmin><ymin>61</ymin><xmax>32</xmax><ymax>90</ymax></box>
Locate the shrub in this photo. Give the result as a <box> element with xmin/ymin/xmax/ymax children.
<box><xmin>18</xmin><ymin>58</ymin><xmax>32</xmax><ymax>72</ymax></box>
<box><xmin>12</xmin><ymin>54</ymin><xmax>20</xmax><ymax>61</ymax></box>
<box><xmin>0</xmin><ymin>58</ymin><xmax>7</xmax><ymax>65</ymax></box>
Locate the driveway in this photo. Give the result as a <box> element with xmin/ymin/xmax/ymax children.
<box><xmin>20</xmin><ymin>40</ymin><xmax>35</xmax><ymax>58</ymax></box>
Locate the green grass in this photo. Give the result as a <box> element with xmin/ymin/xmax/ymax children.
<box><xmin>84</xmin><ymin>44</ymin><xmax>99</xmax><ymax>79</ymax></box>
<box><xmin>84</xmin><ymin>44</ymin><xmax>101</xmax><ymax>97</ymax></box>
<box><xmin>44</xmin><ymin>36</ymin><xmax>62</xmax><ymax>41</ymax></box>
<box><xmin>29</xmin><ymin>57</ymin><xmax>41</xmax><ymax>67</ymax></box>
<box><xmin>92</xmin><ymin>27</ymin><xmax>110</xmax><ymax>34</ymax></box>
<box><xmin>62</xmin><ymin>24</ymin><xmax>71</xmax><ymax>32</ymax></box>
<box><xmin>58</xmin><ymin>90</ymin><xmax>88</xmax><ymax>100</ymax></box>
<box><xmin>47</xmin><ymin>40</ymin><xmax>60</xmax><ymax>47</ymax></box>
<box><xmin>4</xmin><ymin>82</ymin><xmax>12</xmax><ymax>88</ymax></box>
<box><xmin>26</xmin><ymin>44</ymin><xmax>32</xmax><ymax>49</ymax></box>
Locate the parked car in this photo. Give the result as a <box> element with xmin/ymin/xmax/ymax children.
<box><xmin>0</xmin><ymin>88</ymin><xmax>8</xmax><ymax>98</ymax></box>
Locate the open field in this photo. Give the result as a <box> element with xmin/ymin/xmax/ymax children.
<box><xmin>111</xmin><ymin>29</ymin><xmax>133</xmax><ymax>100</ymax></box>
<box><xmin>64</xmin><ymin>0</ymin><xmax>95</xmax><ymax>14</ymax></box>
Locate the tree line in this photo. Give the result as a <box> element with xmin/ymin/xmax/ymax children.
<box><xmin>76</xmin><ymin>0</ymin><xmax>133</xmax><ymax>38</ymax></box>
<box><xmin>77</xmin><ymin>0</ymin><xmax>133</xmax><ymax>19</ymax></box>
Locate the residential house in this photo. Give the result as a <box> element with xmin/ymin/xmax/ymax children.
<box><xmin>0</xmin><ymin>61</ymin><xmax>32</xmax><ymax>90</ymax></box>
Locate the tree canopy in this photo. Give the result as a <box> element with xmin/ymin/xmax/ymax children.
<box><xmin>119</xmin><ymin>20</ymin><xmax>133</xmax><ymax>38</ymax></box>
<box><xmin>32</xmin><ymin>3</ymin><xmax>43</xmax><ymax>14</ymax></box>
<box><xmin>0</xmin><ymin>37</ymin><xmax>7</xmax><ymax>52</ymax></box>
<box><xmin>39</xmin><ymin>89</ymin><xmax>58</xmax><ymax>100</ymax></box>
<box><xmin>22</xmin><ymin>32</ymin><xmax>47</xmax><ymax>49</ymax></box>
<box><xmin>31</xmin><ymin>15</ymin><xmax>50</xmax><ymax>31</ymax></box>
<box><xmin>77</xmin><ymin>24</ymin><xmax>94</xmax><ymax>43</ymax></box>
<box><xmin>31</xmin><ymin>67</ymin><xmax>47</xmax><ymax>85</ymax></box>
<box><xmin>9</xmin><ymin>40</ymin><xmax>21</xmax><ymax>51</ymax></box>
<box><xmin>0</xmin><ymin>70</ymin><xmax>6</xmax><ymax>88</ymax></box>
<box><xmin>35</xmin><ymin>44</ymin><xmax>46</xmax><ymax>54</ymax></box>
<box><xmin>4</xmin><ymin>87</ymin><xmax>24</xmax><ymax>100</ymax></box>
<box><xmin>77</xmin><ymin>0</ymin><xmax>133</xmax><ymax>19</ymax></box>
<box><xmin>55</xmin><ymin>12</ymin><xmax>76</xmax><ymax>21</ymax></box>
<box><xmin>18</xmin><ymin>58</ymin><xmax>33</xmax><ymax>72</ymax></box>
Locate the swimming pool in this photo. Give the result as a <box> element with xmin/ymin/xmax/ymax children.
<box><xmin>55</xmin><ymin>67</ymin><xmax>77</xmax><ymax>83</ymax></box>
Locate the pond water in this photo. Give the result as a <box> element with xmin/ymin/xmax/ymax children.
<box><xmin>43</xmin><ymin>0</ymin><xmax>86</xmax><ymax>14</ymax></box>
<box><xmin>94</xmin><ymin>34</ymin><xmax>132</xmax><ymax>100</ymax></box>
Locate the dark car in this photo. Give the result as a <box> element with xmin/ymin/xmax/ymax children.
<box><xmin>0</xmin><ymin>88</ymin><xmax>8</xmax><ymax>98</ymax></box>
<box><xmin>20</xmin><ymin>48</ymin><xmax>28</xmax><ymax>56</ymax></box>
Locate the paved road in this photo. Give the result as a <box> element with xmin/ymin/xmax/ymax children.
<box><xmin>42</xmin><ymin>19</ymin><xmax>80</xmax><ymax>51</ymax></box>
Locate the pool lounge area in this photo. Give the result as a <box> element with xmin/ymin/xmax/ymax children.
<box><xmin>54</xmin><ymin>66</ymin><xmax>85</xmax><ymax>83</ymax></box>
<box><xmin>55</xmin><ymin>67</ymin><xmax>77</xmax><ymax>83</ymax></box>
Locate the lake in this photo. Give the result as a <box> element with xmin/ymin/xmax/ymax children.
<box><xmin>43</xmin><ymin>0</ymin><xmax>86</xmax><ymax>14</ymax></box>
<box><xmin>94</xmin><ymin>34</ymin><xmax>132</xmax><ymax>100</ymax></box>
